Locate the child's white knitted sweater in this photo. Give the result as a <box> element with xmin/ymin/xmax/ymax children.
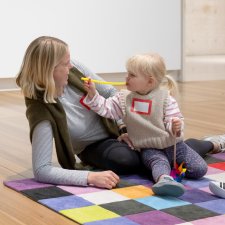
<box><xmin>84</xmin><ymin>87</ymin><xmax>184</xmax><ymax>150</ymax></box>
<box><xmin>119</xmin><ymin>88</ymin><xmax>183</xmax><ymax>149</ymax></box>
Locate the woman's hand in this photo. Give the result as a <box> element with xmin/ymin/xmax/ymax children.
<box><xmin>172</xmin><ymin>117</ymin><xmax>182</xmax><ymax>136</ymax></box>
<box><xmin>87</xmin><ymin>170</ymin><xmax>120</xmax><ymax>189</ymax></box>
<box><xmin>117</xmin><ymin>133</ymin><xmax>135</xmax><ymax>150</ymax></box>
<box><xmin>83</xmin><ymin>77</ymin><xmax>96</xmax><ymax>99</ymax></box>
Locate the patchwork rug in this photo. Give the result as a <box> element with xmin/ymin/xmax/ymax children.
<box><xmin>4</xmin><ymin>153</ymin><xmax>225</xmax><ymax>225</ymax></box>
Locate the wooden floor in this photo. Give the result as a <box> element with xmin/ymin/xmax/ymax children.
<box><xmin>0</xmin><ymin>80</ymin><xmax>225</xmax><ymax>225</ymax></box>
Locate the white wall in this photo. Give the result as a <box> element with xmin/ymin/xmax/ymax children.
<box><xmin>0</xmin><ymin>0</ymin><xmax>181</xmax><ymax>78</ymax></box>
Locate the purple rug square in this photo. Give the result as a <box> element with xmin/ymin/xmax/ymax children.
<box><xmin>58</xmin><ymin>185</ymin><xmax>103</xmax><ymax>195</ymax></box>
<box><xmin>85</xmin><ymin>217</ymin><xmax>139</xmax><ymax>225</ymax></box>
<box><xmin>39</xmin><ymin>195</ymin><xmax>93</xmax><ymax>211</ymax></box>
<box><xmin>199</xmin><ymin>186</ymin><xmax>211</xmax><ymax>194</ymax></box>
<box><xmin>210</xmin><ymin>153</ymin><xmax>225</xmax><ymax>161</ymax></box>
<box><xmin>178</xmin><ymin>189</ymin><xmax>218</xmax><ymax>203</ymax></box>
<box><xmin>3</xmin><ymin>178</ymin><xmax>53</xmax><ymax>191</ymax></box>
<box><xmin>126</xmin><ymin>210</ymin><xmax>185</xmax><ymax>225</ymax></box>
<box><xmin>191</xmin><ymin>215</ymin><xmax>225</xmax><ymax>225</ymax></box>
<box><xmin>183</xmin><ymin>185</ymin><xmax>193</xmax><ymax>190</ymax></box>
<box><xmin>195</xmin><ymin>199</ymin><xmax>225</xmax><ymax>214</ymax></box>
<box><xmin>182</xmin><ymin>177</ymin><xmax>210</xmax><ymax>189</ymax></box>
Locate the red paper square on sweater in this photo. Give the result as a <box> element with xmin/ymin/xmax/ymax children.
<box><xmin>131</xmin><ymin>98</ymin><xmax>152</xmax><ymax>115</ymax></box>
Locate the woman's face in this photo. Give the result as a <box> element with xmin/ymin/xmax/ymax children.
<box><xmin>53</xmin><ymin>51</ymin><xmax>72</xmax><ymax>91</ymax></box>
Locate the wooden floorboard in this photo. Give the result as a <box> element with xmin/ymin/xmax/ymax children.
<box><xmin>0</xmin><ymin>80</ymin><xmax>225</xmax><ymax>224</ymax></box>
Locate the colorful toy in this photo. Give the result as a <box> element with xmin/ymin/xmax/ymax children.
<box><xmin>170</xmin><ymin>136</ymin><xmax>186</xmax><ymax>182</ymax></box>
<box><xmin>81</xmin><ymin>77</ymin><xmax>126</xmax><ymax>86</ymax></box>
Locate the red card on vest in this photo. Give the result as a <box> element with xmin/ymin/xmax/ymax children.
<box><xmin>131</xmin><ymin>98</ymin><xmax>152</xmax><ymax>115</ymax></box>
<box><xmin>79</xmin><ymin>95</ymin><xmax>90</xmax><ymax>110</ymax></box>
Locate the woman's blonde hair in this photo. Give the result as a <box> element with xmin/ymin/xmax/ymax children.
<box><xmin>16</xmin><ymin>36</ymin><xmax>68</xmax><ymax>103</ymax></box>
<box><xmin>126</xmin><ymin>53</ymin><xmax>178</xmax><ymax>96</ymax></box>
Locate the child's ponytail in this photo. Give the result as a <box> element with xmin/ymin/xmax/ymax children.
<box><xmin>162</xmin><ymin>74</ymin><xmax>178</xmax><ymax>97</ymax></box>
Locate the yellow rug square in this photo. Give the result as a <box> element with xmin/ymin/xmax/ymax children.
<box><xmin>60</xmin><ymin>205</ymin><xmax>120</xmax><ymax>224</ymax></box>
<box><xmin>113</xmin><ymin>185</ymin><xmax>154</xmax><ymax>198</ymax></box>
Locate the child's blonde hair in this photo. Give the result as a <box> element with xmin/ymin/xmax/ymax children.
<box><xmin>126</xmin><ymin>53</ymin><xmax>178</xmax><ymax>96</ymax></box>
<box><xmin>16</xmin><ymin>36</ymin><xmax>68</xmax><ymax>103</ymax></box>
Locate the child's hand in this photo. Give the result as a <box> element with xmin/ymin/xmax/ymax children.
<box><xmin>83</xmin><ymin>77</ymin><xmax>96</xmax><ymax>99</ymax></box>
<box><xmin>172</xmin><ymin>117</ymin><xmax>181</xmax><ymax>136</ymax></box>
<box><xmin>117</xmin><ymin>133</ymin><xmax>135</xmax><ymax>150</ymax></box>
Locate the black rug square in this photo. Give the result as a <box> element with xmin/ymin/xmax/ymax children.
<box><xmin>100</xmin><ymin>199</ymin><xmax>155</xmax><ymax>216</ymax></box>
<box><xmin>162</xmin><ymin>204</ymin><xmax>219</xmax><ymax>221</ymax></box>
<box><xmin>21</xmin><ymin>186</ymin><xmax>73</xmax><ymax>201</ymax></box>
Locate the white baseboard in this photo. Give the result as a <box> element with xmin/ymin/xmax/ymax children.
<box><xmin>0</xmin><ymin>78</ymin><xmax>19</xmax><ymax>91</ymax></box>
<box><xmin>182</xmin><ymin>55</ymin><xmax>225</xmax><ymax>81</ymax></box>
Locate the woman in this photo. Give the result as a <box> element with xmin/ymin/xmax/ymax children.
<box><xmin>16</xmin><ymin>36</ymin><xmax>224</xmax><ymax>189</ymax></box>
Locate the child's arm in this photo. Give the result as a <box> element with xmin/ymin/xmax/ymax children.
<box><xmin>83</xmin><ymin>79</ymin><xmax>123</xmax><ymax>121</ymax></box>
<box><xmin>164</xmin><ymin>96</ymin><xmax>184</xmax><ymax>137</ymax></box>
<box><xmin>171</xmin><ymin>117</ymin><xmax>183</xmax><ymax>137</ymax></box>
<box><xmin>83</xmin><ymin>79</ymin><xmax>134</xmax><ymax>149</ymax></box>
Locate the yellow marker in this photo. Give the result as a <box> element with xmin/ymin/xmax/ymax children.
<box><xmin>81</xmin><ymin>77</ymin><xmax>125</xmax><ymax>86</ymax></box>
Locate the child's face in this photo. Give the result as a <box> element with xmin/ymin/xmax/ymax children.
<box><xmin>126</xmin><ymin>72</ymin><xmax>153</xmax><ymax>94</ymax></box>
